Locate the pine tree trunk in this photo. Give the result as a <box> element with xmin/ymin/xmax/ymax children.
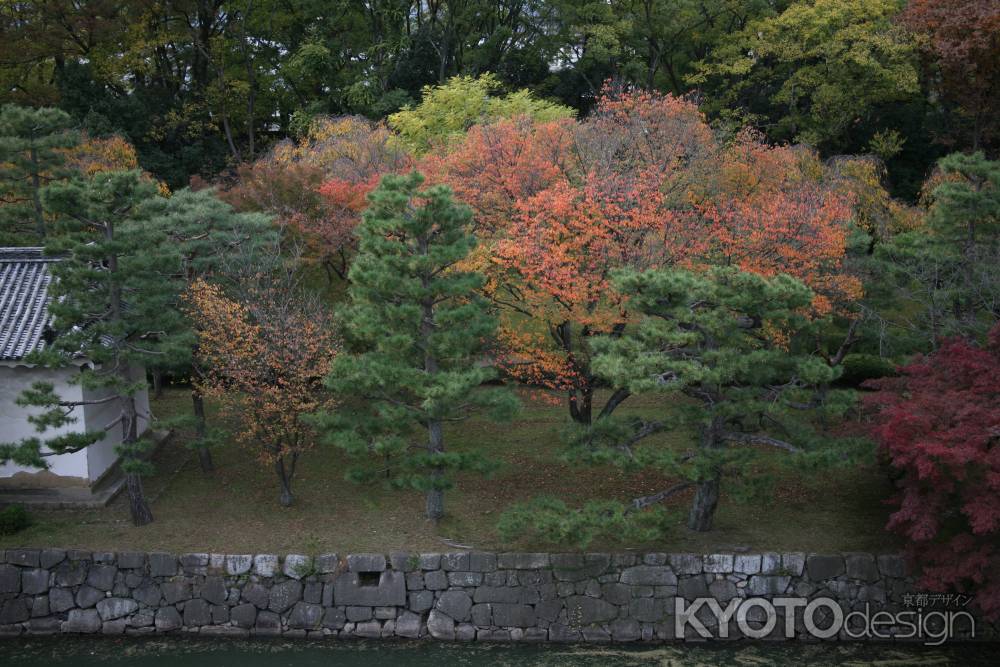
<box><xmin>687</xmin><ymin>415</ymin><xmax>723</xmax><ymax>532</ymax></box>
<box><xmin>152</xmin><ymin>369</ymin><xmax>163</xmax><ymax>399</ymax></box>
<box><xmin>687</xmin><ymin>477</ymin><xmax>720</xmax><ymax>532</ymax></box>
<box><xmin>126</xmin><ymin>471</ymin><xmax>154</xmax><ymax>526</ymax></box>
<box><xmin>122</xmin><ymin>394</ymin><xmax>154</xmax><ymax>526</ymax></box>
<box><xmin>426</xmin><ymin>420</ymin><xmax>444</xmax><ymax>521</ymax></box>
<box><xmin>192</xmin><ymin>390</ymin><xmax>214</xmax><ymax>472</ymax></box>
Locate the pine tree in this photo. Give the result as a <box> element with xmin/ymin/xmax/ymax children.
<box><xmin>0</xmin><ymin>105</ymin><xmax>79</xmax><ymax>243</ymax></box>
<box><xmin>138</xmin><ymin>188</ymin><xmax>275</xmax><ymax>472</ymax></box>
<box><xmin>583</xmin><ymin>268</ymin><xmax>859</xmax><ymax>532</ymax></box>
<box><xmin>318</xmin><ymin>172</ymin><xmax>518</xmax><ymax>521</ymax></box>
<box><xmin>0</xmin><ymin>170</ymin><xmax>176</xmax><ymax>526</ymax></box>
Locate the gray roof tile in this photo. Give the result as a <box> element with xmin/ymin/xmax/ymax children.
<box><xmin>0</xmin><ymin>247</ymin><xmax>57</xmax><ymax>361</ymax></box>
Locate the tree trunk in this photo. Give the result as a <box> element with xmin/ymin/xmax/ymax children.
<box><xmin>687</xmin><ymin>477</ymin><xmax>720</xmax><ymax>532</ymax></box>
<box><xmin>122</xmin><ymin>395</ymin><xmax>154</xmax><ymax>526</ymax></box>
<box><xmin>152</xmin><ymin>369</ymin><xmax>163</xmax><ymax>399</ymax></box>
<box><xmin>426</xmin><ymin>419</ymin><xmax>444</xmax><ymax>521</ymax></box>
<box><xmin>275</xmin><ymin>456</ymin><xmax>294</xmax><ymax>507</ymax></box>
<box><xmin>687</xmin><ymin>415</ymin><xmax>723</xmax><ymax>532</ymax></box>
<box><xmin>126</xmin><ymin>471</ymin><xmax>154</xmax><ymax>526</ymax></box>
<box><xmin>192</xmin><ymin>389</ymin><xmax>214</xmax><ymax>472</ymax></box>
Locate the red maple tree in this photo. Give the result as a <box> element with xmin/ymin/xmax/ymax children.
<box><xmin>865</xmin><ymin>324</ymin><xmax>1000</xmax><ymax>620</ymax></box>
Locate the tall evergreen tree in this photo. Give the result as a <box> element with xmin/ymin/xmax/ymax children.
<box><xmin>139</xmin><ymin>187</ymin><xmax>275</xmax><ymax>472</ymax></box>
<box><xmin>585</xmin><ymin>267</ymin><xmax>859</xmax><ymax>532</ymax></box>
<box><xmin>318</xmin><ymin>171</ymin><xmax>517</xmax><ymax>521</ymax></box>
<box><xmin>0</xmin><ymin>170</ymin><xmax>176</xmax><ymax>526</ymax></box>
<box><xmin>0</xmin><ymin>105</ymin><xmax>78</xmax><ymax>243</ymax></box>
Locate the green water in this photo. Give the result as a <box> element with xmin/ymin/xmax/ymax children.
<box><xmin>0</xmin><ymin>639</ymin><xmax>996</xmax><ymax>666</ymax></box>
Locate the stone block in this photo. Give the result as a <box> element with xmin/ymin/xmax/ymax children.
<box><xmin>419</xmin><ymin>554</ymin><xmax>441</xmax><ymax>570</ymax></box>
<box><xmin>441</xmin><ymin>553</ymin><xmax>470</xmax><ymax>571</ymax></box>
<box><xmin>845</xmin><ymin>554</ymin><xmax>879</xmax><ymax>583</ymax></box>
<box><xmin>0</xmin><ymin>564</ymin><xmax>19</xmax><ymax>593</ymax></box>
<box><xmin>7</xmin><ymin>549</ymin><xmax>40</xmax><ymax>567</ymax></box>
<box><xmin>395</xmin><ymin>611</ymin><xmax>422</xmax><ymax>638</ymax></box>
<box><xmin>86</xmin><ymin>565</ymin><xmax>117</xmax><ymax>591</ymax></box>
<box><xmin>179</xmin><ymin>553</ymin><xmax>208</xmax><ymax>574</ymax></box>
<box><xmin>497</xmin><ymin>553</ymin><xmax>549</xmax><ymax>570</ymax></box>
<box><xmin>161</xmin><ymin>579</ymin><xmax>192</xmax><ymax>604</ymax></box>
<box><xmin>877</xmin><ymin>554</ymin><xmax>907</xmax><ymax>578</ymax></box>
<box><xmin>782</xmin><ymin>553</ymin><xmax>806</xmax><ymax>576</ymax></box>
<box><xmin>268</xmin><ymin>580</ymin><xmax>303</xmax><ymax>613</ymax></box>
<box><xmin>288</xmin><ymin>602</ymin><xmax>324</xmax><ymax>629</ymax></box>
<box><xmin>40</xmin><ymin>549</ymin><xmax>66</xmax><ymax>569</ymax></box>
<box><xmin>231</xmin><ymin>603</ymin><xmax>257</xmax><ymax>628</ymax></box>
<box><xmin>491</xmin><ymin>603</ymin><xmax>535</xmax><ymax>627</ymax></box>
<box><xmin>389</xmin><ymin>552</ymin><xmax>417</xmax><ymax>572</ymax></box>
<box><xmin>65</xmin><ymin>608</ymin><xmax>101</xmax><ymax>633</ymax></box>
<box><xmin>283</xmin><ymin>554</ymin><xmax>312</xmax><ymax>579</ymax></box>
<box><xmin>621</xmin><ymin>566</ymin><xmax>677</xmax><ymax>586</ymax></box>
<box><xmin>668</xmin><ymin>554</ymin><xmax>702</xmax><ymax>575</ymax></box>
<box><xmin>154</xmin><ymin>607</ymin><xmax>182</xmax><ymax>632</ymax></box>
<box><xmin>469</xmin><ymin>552</ymin><xmax>497</xmax><ymax>572</ymax></box>
<box><xmin>346</xmin><ymin>606</ymin><xmax>372</xmax><ymax>622</ymax></box>
<box><xmin>183</xmin><ymin>598</ymin><xmax>211</xmax><ymax>626</ymax></box>
<box><xmin>436</xmin><ymin>590</ymin><xmax>472</xmax><ymax>621</ymax></box>
<box><xmin>117</xmin><ymin>552</ymin><xmax>145</xmax><ymax>570</ymax></box>
<box><xmin>225</xmin><ymin>554</ymin><xmax>253</xmax><ymax>575</ymax></box>
<box><xmin>254</xmin><ymin>610</ymin><xmax>281</xmax><ymax>636</ymax></box>
<box><xmin>447</xmin><ymin>571</ymin><xmax>482</xmax><ymax>587</ymax></box>
<box><xmin>347</xmin><ymin>553</ymin><xmax>386</xmax><ymax>572</ymax></box>
<box><xmin>334</xmin><ymin>570</ymin><xmax>406</xmax><ymax>606</ymax></box>
<box><xmin>47</xmin><ymin>587</ymin><xmax>74</xmax><ymax>613</ymax></box>
<box><xmin>703</xmin><ymin>554</ymin><xmax>734</xmax><ymax>574</ymax></box>
<box><xmin>97</xmin><ymin>598</ymin><xmax>137</xmax><ymax>621</ymax></box>
<box><xmin>20</xmin><ymin>568</ymin><xmax>48</xmax><ymax>595</ymax></box>
<box><xmin>53</xmin><ymin>560</ymin><xmax>87</xmax><ymax>587</ymax></box>
<box><xmin>242</xmin><ymin>582</ymin><xmax>270</xmax><ymax>609</ymax></box>
<box><xmin>747</xmin><ymin>575</ymin><xmax>791</xmax><ymax>597</ymax></box>
<box><xmin>148</xmin><ymin>553</ymin><xmax>176</xmax><ymax>578</ymax></box>
<box><xmin>734</xmin><ymin>554</ymin><xmax>761</xmax><ymax>575</ymax></box>
<box><xmin>408</xmin><ymin>590</ymin><xmax>434</xmax><ymax>612</ymax></box>
<box><xmin>0</xmin><ymin>599</ymin><xmax>29</xmax><ymax>624</ymax></box>
<box><xmin>564</xmin><ymin>595</ymin><xmax>617</xmax><ymax>625</ymax></box>
<box><xmin>610</xmin><ymin>618</ymin><xmax>640</xmax><ymax>641</ymax></box>
<box><xmin>200</xmin><ymin>576</ymin><xmax>227</xmax><ymax>605</ymax></box>
<box><xmin>315</xmin><ymin>553</ymin><xmax>340</xmax><ymax>573</ymax></box>
<box><xmin>806</xmin><ymin>555</ymin><xmax>846</xmax><ymax>581</ymax></box>
<box><xmin>75</xmin><ymin>585</ymin><xmax>105</xmax><ymax>609</ymax></box>
<box><xmin>253</xmin><ymin>554</ymin><xmax>278</xmax><ymax>577</ymax></box>
<box><xmin>426</xmin><ymin>609</ymin><xmax>455</xmax><ymax>639</ymax></box>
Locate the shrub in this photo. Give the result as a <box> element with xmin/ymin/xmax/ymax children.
<box><xmin>838</xmin><ymin>353</ymin><xmax>897</xmax><ymax>387</ymax></box>
<box><xmin>0</xmin><ymin>504</ymin><xmax>30</xmax><ymax>535</ymax></box>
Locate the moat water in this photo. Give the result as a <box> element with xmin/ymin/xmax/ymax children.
<box><xmin>0</xmin><ymin>638</ymin><xmax>996</xmax><ymax>666</ymax></box>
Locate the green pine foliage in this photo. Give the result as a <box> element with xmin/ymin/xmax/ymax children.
<box><xmin>503</xmin><ymin>267</ymin><xmax>866</xmax><ymax>544</ymax></box>
<box><xmin>317</xmin><ymin>171</ymin><xmax>518</xmax><ymax>521</ymax></box>
<box><xmin>1</xmin><ymin>171</ymin><xmax>169</xmax><ymax>525</ymax></box>
<box><xmin>872</xmin><ymin>152</ymin><xmax>1000</xmax><ymax>346</ymax></box>
<box><xmin>0</xmin><ymin>104</ymin><xmax>78</xmax><ymax>243</ymax></box>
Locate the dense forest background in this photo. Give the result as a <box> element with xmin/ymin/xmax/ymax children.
<box><xmin>2</xmin><ymin>0</ymin><xmax>996</xmax><ymax>197</ymax></box>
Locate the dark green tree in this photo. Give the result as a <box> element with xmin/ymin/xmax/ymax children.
<box><xmin>0</xmin><ymin>105</ymin><xmax>78</xmax><ymax>243</ymax></box>
<box><xmin>0</xmin><ymin>170</ymin><xmax>177</xmax><ymax>526</ymax></box>
<box><xmin>138</xmin><ymin>187</ymin><xmax>275</xmax><ymax>472</ymax></box>
<box><xmin>504</xmin><ymin>267</ymin><xmax>860</xmax><ymax>539</ymax></box>
<box><xmin>318</xmin><ymin>171</ymin><xmax>518</xmax><ymax>521</ymax></box>
<box><xmin>871</xmin><ymin>152</ymin><xmax>1000</xmax><ymax>348</ymax></box>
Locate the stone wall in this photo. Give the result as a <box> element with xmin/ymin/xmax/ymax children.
<box><xmin>0</xmin><ymin>549</ymin><xmax>987</xmax><ymax>641</ymax></box>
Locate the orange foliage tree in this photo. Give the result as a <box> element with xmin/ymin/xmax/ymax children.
<box><xmin>186</xmin><ymin>273</ymin><xmax>338</xmax><ymax>506</ymax></box>
<box><xmin>422</xmin><ymin>86</ymin><xmax>858</xmax><ymax>426</ymax></box>
<box><xmin>222</xmin><ymin>116</ymin><xmax>409</xmax><ymax>281</ymax></box>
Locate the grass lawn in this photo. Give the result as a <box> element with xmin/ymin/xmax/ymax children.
<box><xmin>0</xmin><ymin>386</ymin><xmax>899</xmax><ymax>554</ymax></box>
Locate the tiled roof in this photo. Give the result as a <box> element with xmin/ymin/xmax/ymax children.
<box><xmin>0</xmin><ymin>247</ymin><xmax>57</xmax><ymax>361</ymax></box>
